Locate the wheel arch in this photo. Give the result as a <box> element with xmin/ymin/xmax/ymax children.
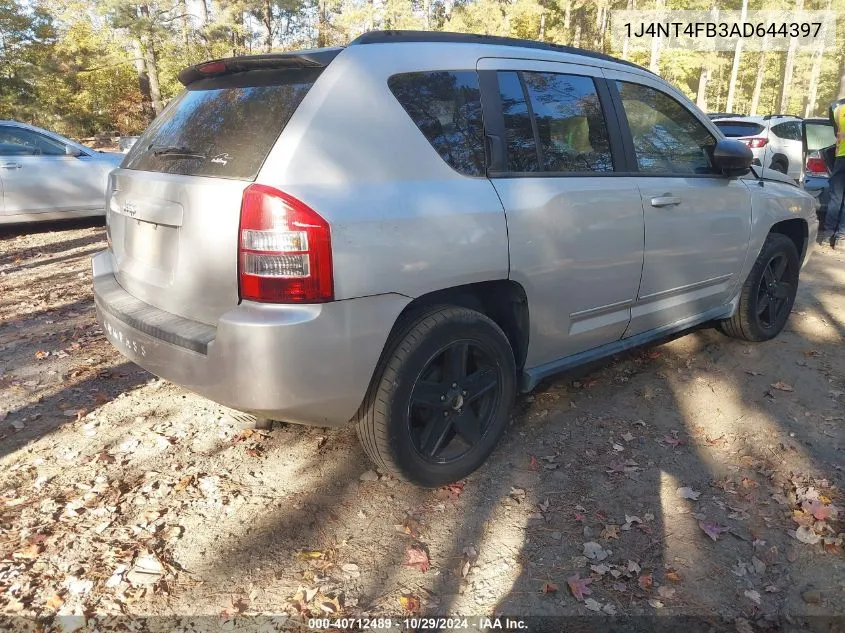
<box><xmin>769</xmin><ymin>217</ymin><xmax>808</xmax><ymax>262</ymax></box>
<box><xmin>389</xmin><ymin>280</ymin><xmax>530</xmax><ymax>373</ymax></box>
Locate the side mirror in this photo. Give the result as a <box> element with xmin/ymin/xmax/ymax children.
<box><xmin>712</xmin><ymin>138</ymin><xmax>753</xmax><ymax>177</ymax></box>
<box><xmin>65</xmin><ymin>145</ymin><xmax>83</xmax><ymax>157</ymax></box>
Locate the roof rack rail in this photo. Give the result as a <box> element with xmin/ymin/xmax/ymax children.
<box><xmin>349</xmin><ymin>30</ymin><xmax>651</xmax><ymax>74</ymax></box>
<box><xmin>762</xmin><ymin>113</ymin><xmax>799</xmax><ymax>120</ymax></box>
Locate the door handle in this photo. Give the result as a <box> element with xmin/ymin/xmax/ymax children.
<box><xmin>650</xmin><ymin>195</ymin><xmax>681</xmax><ymax>207</ymax></box>
<box><xmin>1</xmin><ymin>162</ymin><xmax>22</xmax><ymax>170</ymax></box>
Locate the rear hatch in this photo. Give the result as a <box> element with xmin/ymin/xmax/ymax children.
<box><xmin>109</xmin><ymin>54</ymin><xmax>335</xmax><ymax>325</ymax></box>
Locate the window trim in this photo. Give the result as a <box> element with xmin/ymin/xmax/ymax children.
<box><xmin>386</xmin><ymin>69</ymin><xmax>489</xmax><ymax>179</ymax></box>
<box><xmin>609</xmin><ymin>79</ymin><xmax>726</xmax><ymax>179</ymax></box>
<box><xmin>0</xmin><ymin>125</ymin><xmax>68</xmax><ymax>157</ymax></box>
<box><xmin>482</xmin><ymin>68</ymin><xmax>623</xmax><ymax>178</ymax></box>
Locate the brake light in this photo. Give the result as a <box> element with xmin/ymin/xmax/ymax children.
<box><xmin>805</xmin><ymin>154</ymin><xmax>828</xmax><ymax>176</ymax></box>
<box><xmin>742</xmin><ymin>137</ymin><xmax>768</xmax><ymax>149</ymax></box>
<box><xmin>238</xmin><ymin>184</ymin><xmax>333</xmax><ymax>303</ymax></box>
<box><xmin>197</xmin><ymin>61</ymin><xmax>227</xmax><ymax>75</ymax></box>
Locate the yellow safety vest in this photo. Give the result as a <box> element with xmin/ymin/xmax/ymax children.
<box><xmin>834</xmin><ymin>101</ymin><xmax>845</xmax><ymax>157</ymax></box>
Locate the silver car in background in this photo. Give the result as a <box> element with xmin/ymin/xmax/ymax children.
<box><xmin>93</xmin><ymin>31</ymin><xmax>818</xmax><ymax>486</ymax></box>
<box><xmin>0</xmin><ymin>120</ymin><xmax>123</xmax><ymax>225</ymax></box>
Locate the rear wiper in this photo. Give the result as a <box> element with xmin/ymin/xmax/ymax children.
<box><xmin>149</xmin><ymin>145</ymin><xmax>205</xmax><ymax>160</ymax></box>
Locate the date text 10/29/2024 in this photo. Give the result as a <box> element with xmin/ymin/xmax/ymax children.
<box><xmin>308</xmin><ymin>617</ymin><xmax>528</xmax><ymax>630</ymax></box>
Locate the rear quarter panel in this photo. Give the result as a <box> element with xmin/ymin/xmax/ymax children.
<box><xmin>257</xmin><ymin>44</ymin><xmax>510</xmax><ymax>301</ymax></box>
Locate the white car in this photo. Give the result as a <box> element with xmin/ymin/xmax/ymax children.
<box><xmin>0</xmin><ymin>121</ymin><xmax>123</xmax><ymax>225</ymax></box>
<box><xmin>712</xmin><ymin>115</ymin><xmax>804</xmax><ymax>181</ymax></box>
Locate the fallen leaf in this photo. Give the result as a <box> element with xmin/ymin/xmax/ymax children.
<box><xmin>771</xmin><ymin>382</ymin><xmax>794</xmax><ymax>392</ymax></box>
<box><xmin>676</xmin><ymin>487</ymin><xmax>701</xmax><ymax>501</ymax></box>
<box><xmin>541</xmin><ymin>582</ymin><xmax>558</xmax><ymax>594</ymax></box>
<box><xmin>621</xmin><ymin>431</ymin><xmax>635</xmax><ymax>442</ymax></box>
<box><xmin>627</xmin><ymin>560</ymin><xmax>641</xmax><ymax>574</ymax></box>
<box><xmin>566</xmin><ymin>575</ymin><xmax>593</xmax><ymax>601</ymax></box>
<box><xmin>657</xmin><ymin>585</ymin><xmax>675</xmax><ymax>599</ymax></box>
<box><xmin>403</xmin><ymin>546</ymin><xmax>430</xmax><ymax>572</ymax></box>
<box><xmin>126</xmin><ymin>553</ymin><xmax>163</xmax><ymax>585</ymax></box>
<box><xmin>341</xmin><ymin>563</ymin><xmax>360</xmax><ymax>578</ymax></box>
<box><xmin>662</xmin><ymin>435</ymin><xmax>685</xmax><ymax>447</ymax></box>
<box><xmin>583</xmin><ymin>541</ymin><xmax>609</xmax><ymax>561</ymax></box>
<box><xmin>638</xmin><ymin>573</ymin><xmax>653</xmax><ymax>590</ymax></box>
<box><xmin>600</xmin><ymin>524</ymin><xmax>620</xmax><ymax>540</ymax></box>
<box><xmin>583</xmin><ymin>597</ymin><xmax>602</xmax><ymax>612</ymax></box>
<box><xmin>602</xmin><ymin>603</ymin><xmax>617</xmax><ymax>615</ymax></box>
<box><xmin>744</xmin><ymin>589</ymin><xmax>761</xmax><ymax>605</ymax></box>
<box><xmin>441</xmin><ymin>481</ymin><xmax>465</xmax><ymax>498</ymax></box>
<box><xmin>648</xmin><ymin>599</ymin><xmax>664</xmax><ymax>609</ymax></box>
<box><xmin>509</xmin><ymin>487</ymin><xmax>526</xmax><ymax>502</ymax></box>
<box><xmin>45</xmin><ymin>593</ymin><xmax>64</xmax><ymax>611</ymax></box>
<box><xmin>699</xmin><ymin>521</ymin><xmax>730</xmax><ymax>542</ymax></box>
<box><xmin>802</xmin><ymin>500</ymin><xmax>831</xmax><ymax>521</ymax></box>
<box><xmin>399</xmin><ymin>595</ymin><xmax>421</xmax><ymax>613</ymax></box>
<box><xmin>665</xmin><ymin>569</ymin><xmax>682</xmax><ymax>583</ymax></box>
<box><xmin>794</xmin><ymin>526</ymin><xmax>821</xmax><ymax>544</ymax></box>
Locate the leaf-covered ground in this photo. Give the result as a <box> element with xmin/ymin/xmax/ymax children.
<box><xmin>1</xmin><ymin>219</ymin><xmax>844</xmax><ymax>630</ymax></box>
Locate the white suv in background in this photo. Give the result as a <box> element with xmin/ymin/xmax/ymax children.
<box><xmin>712</xmin><ymin>115</ymin><xmax>804</xmax><ymax>181</ymax></box>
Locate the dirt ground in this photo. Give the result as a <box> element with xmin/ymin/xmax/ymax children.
<box><xmin>1</xmin><ymin>219</ymin><xmax>844</xmax><ymax>632</ymax></box>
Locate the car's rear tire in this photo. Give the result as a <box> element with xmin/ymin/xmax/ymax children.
<box><xmin>355</xmin><ymin>306</ymin><xmax>516</xmax><ymax>487</ymax></box>
<box><xmin>719</xmin><ymin>233</ymin><xmax>800</xmax><ymax>342</ymax></box>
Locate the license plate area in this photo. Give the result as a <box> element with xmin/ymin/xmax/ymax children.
<box><xmin>124</xmin><ymin>219</ymin><xmax>177</xmax><ymax>272</ymax></box>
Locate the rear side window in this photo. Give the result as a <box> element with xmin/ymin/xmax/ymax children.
<box><xmin>714</xmin><ymin>121</ymin><xmax>765</xmax><ymax>138</ymax></box>
<box><xmin>497</xmin><ymin>71</ymin><xmax>540</xmax><ymax>172</ymax></box>
<box><xmin>771</xmin><ymin>121</ymin><xmax>802</xmax><ymax>141</ymax></box>
<box><xmin>388</xmin><ymin>71</ymin><xmax>486</xmax><ymax>177</ymax></box>
<box><xmin>522</xmin><ymin>72</ymin><xmax>613</xmax><ymax>173</ymax></box>
<box><xmin>123</xmin><ymin>68</ymin><xmax>322</xmax><ymax>180</ymax></box>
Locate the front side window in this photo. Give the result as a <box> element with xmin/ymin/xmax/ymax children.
<box><xmin>0</xmin><ymin>127</ymin><xmax>65</xmax><ymax>156</ymax></box>
<box><xmin>522</xmin><ymin>71</ymin><xmax>613</xmax><ymax>173</ymax></box>
<box><xmin>616</xmin><ymin>81</ymin><xmax>716</xmax><ymax>175</ymax></box>
<box><xmin>388</xmin><ymin>71</ymin><xmax>486</xmax><ymax>177</ymax></box>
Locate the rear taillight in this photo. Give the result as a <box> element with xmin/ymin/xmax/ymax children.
<box><xmin>805</xmin><ymin>154</ymin><xmax>828</xmax><ymax>176</ymax></box>
<box><xmin>238</xmin><ymin>184</ymin><xmax>333</xmax><ymax>303</ymax></box>
<box><xmin>742</xmin><ymin>137</ymin><xmax>768</xmax><ymax>149</ymax></box>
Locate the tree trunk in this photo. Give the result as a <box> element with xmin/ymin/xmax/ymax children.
<box><xmin>317</xmin><ymin>0</ymin><xmax>328</xmax><ymax>47</ymax></box>
<box><xmin>696</xmin><ymin>65</ymin><xmax>711</xmax><ymax>111</ymax></box>
<box><xmin>424</xmin><ymin>0</ymin><xmax>430</xmax><ymax>29</ymax></box>
<box><xmin>572</xmin><ymin>15</ymin><xmax>581</xmax><ymax>48</ymax></box>
<box><xmin>838</xmin><ymin>50</ymin><xmax>845</xmax><ymax>99</ymax></box>
<box><xmin>649</xmin><ymin>0</ymin><xmax>664</xmax><ymax>73</ymax></box>
<box><xmin>263</xmin><ymin>0</ymin><xmax>273</xmax><ymax>52</ymax></box>
<box><xmin>179</xmin><ymin>0</ymin><xmax>189</xmax><ymax>48</ymax></box>
<box><xmin>137</xmin><ymin>5</ymin><xmax>162</xmax><ymax>116</ymax></box>
<box><xmin>779</xmin><ymin>0</ymin><xmax>804</xmax><ymax>113</ymax></box>
<box><xmin>725</xmin><ymin>0</ymin><xmax>747</xmax><ymax>113</ymax></box>
<box><xmin>131</xmin><ymin>39</ymin><xmax>154</xmax><ymax>121</ymax></box>
<box><xmin>563</xmin><ymin>0</ymin><xmax>571</xmax><ymax>44</ymax></box>
<box><xmin>749</xmin><ymin>51</ymin><xmax>766</xmax><ymax>116</ymax></box>
<box><xmin>621</xmin><ymin>0</ymin><xmax>634</xmax><ymax>60</ymax></box>
<box><xmin>198</xmin><ymin>0</ymin><xmax>208</xmax><ymax>25</ymax></box>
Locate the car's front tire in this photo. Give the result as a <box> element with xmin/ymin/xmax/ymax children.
<box><xmin>719</xmin><ymin>232</ymin><xmax>800</xmax><ymax>342</ymax></box>
<box><xmin>355</xmin><ymin>306</ymin><xmax>516</xmax><ymax>487</ymax></box>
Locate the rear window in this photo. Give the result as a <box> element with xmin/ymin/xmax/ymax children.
<box><xmin>123</xmin><ymin>68</ymin><xmax>322</xmax><ymax>180</ymax></box>
<box><xmin>714</xmin><ymin>121</ymin><xmax>765</xmax><ymax>138</ymax></box>
<box><xmin>806</xmin><ymin>121</ymin><xmax>835</xmax><ymax>151</ymax></box>
<box><xmin>388</xmin><ymin>71</ymin><xmax>486</xmax><ymax>177</ymax></box>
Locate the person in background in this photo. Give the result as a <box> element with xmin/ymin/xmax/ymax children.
<box><xmin>820</xmin><ymin>96</ymin><xmax>845</xmax><ymax>249</ymax></box>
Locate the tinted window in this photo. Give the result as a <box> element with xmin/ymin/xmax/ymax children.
<box><xmin>0</xmin><ymin>127</ymin><xmax>65</xmax><ymax>156</ymax></box>
<box><xmin>617</xmin><ymin>81</ymin><xmax>716</xmax><ymax>175</ymax></box>
<box><xmin>714</xmin><ymin>121</ymin><xmax>765</xmax><ymax>138</ymax></box>
<box><xmin>389</xmin><ymin>71</ymin><xmax>485</xmax><ymax>177</ymax></box>
<box><xmin>123</xmin><ymin>69</ymin><xmax>322</xmax><ymax>180</ymax></box>
<box><xmin>522</xmin><ymin>72</ymin><xmax>613</xmax><ymax>173</ymax></box>
<box><xmin>498</xmin><ymin>71</ymin><xmax>539</xmax><ymax>172</ymax></box>
<box><xmin>806</xmin><ymin>121</ymin><xmax>835</xmax><ymax>151</ymax></box>
<box><xmin>771</xmin><ymin>121</ymin><xmax>801</xmax><ymax>141</ymax></box>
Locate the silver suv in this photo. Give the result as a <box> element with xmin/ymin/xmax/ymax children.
<box><xmin>93</xmin><ymin>31</ymin><xmax>818</xmax><ymax>486</ymax></box>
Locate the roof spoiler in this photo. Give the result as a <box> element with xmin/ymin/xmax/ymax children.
<box><xmin>178</xmin><ymin>49</ymin><xmax>342</xmax><ymax>86</ymax></box>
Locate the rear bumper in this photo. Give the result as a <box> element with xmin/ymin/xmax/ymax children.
<box><xmin>92</xmin><ymin>251</ymin><xmax>410</xmax><ymax>426</ymax></box>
